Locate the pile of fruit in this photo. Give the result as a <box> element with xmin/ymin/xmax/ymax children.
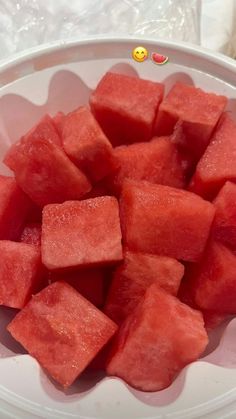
<box><xmin>0</xmin><ymin>71</ymin><xmax>236</xmax><ymax>392</ymax></box>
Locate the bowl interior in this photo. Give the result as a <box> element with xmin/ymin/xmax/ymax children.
<box><xmin>0</xmin><ymin>39</ymin><xmax>236</xmax><ymax>419</ymax></box>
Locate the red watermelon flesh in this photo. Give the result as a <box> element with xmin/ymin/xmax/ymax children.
<box><xmin>203</xmin><ymin>311</ymin><xmax>229</xmax><ymax>331</ymax></box>
<box><xmin>191</xmin><ymin>240</ymin><xmax>236</xmax><ymax>313</ymax></box>
<box><xmin>189</xmin><ymin>113</ymin><xmax>236</xmax><ymax>200</ymax></box>
<box><xmin>106</xmin><ymin>284</ymin><xmax>208</xmax><ymax>391</ymax></box>
<box><xmin>178</xmin><ymin>264</ymin><xmax>228</xmax><ymax>330</ymax></box>
<box><xmin>52</xmin><ymin>111</ymin><xmax>65</xmax><ymax>137</ymax></box>
<box><xmin>90</xmin><ymin>72</ymin><xmax>164</xmax><ymax>146</ymax></box>
<box><xmin>155</xmin><ymin>82</ymin><xmax>227</xmax><ymax>161</ymax></box>
<box><xmin>4</xmin><ymin>135</ymin><xmax>91</xmax><ymax>207</ymax></box>
<box><xmin>7</xmin><ymin>281</ymin><xmax>118</xmax><ymax>388</ymax></box>
<box><xmin>62</xmin><ymin>106</ymin><xmax>118</xmax><ymax>183</ymax></box>
<box><xmin>120</xmin><ymin>180</ymin><xmax>215</xmax><ymax>262</ymax></box>
<box><xmin>0</xmin><ymin>175</ymin><xmax>32</xmax><ymax>240</ymax></box>
<box><xmin>211</xmin><ymin>181</ymin><xmax>236</xmax><ymax>252</ymax></box>
<box><xmin>49</xmin><ymin>268</ymin><xmax>105</xmax><ymax>308</ymax></box>
<box><xmin>106</xmin><ymin>136</ymin><xmax>186</xmax><ymax>195</ymax></box>
<box><xmin>20</xmin><ymin>223</ymin><xmax>42</xmax><ymax>246</ymax></box>
<box><xmin>42</xmin><ymin>197</ymin><xmax>123</xmax><ymax>270</ymax></box>
<box><xmin>104</xmin><ymin>250</ymin><xmax>184</xmax><ymax>324</ymax></box>
<box><xmin>24</xmin><ymin>114</ymin><xmax>61</xmax><ymax>146</ymax></box>
<box><xmin>0</xmin><ymin>241</ymin><xmax>44</xmax><ymax>309</ymax></box>
<box><xmin>88</xmin><ymin>340</ymin><xmax>113</xmax><ymax>371</ymax></box>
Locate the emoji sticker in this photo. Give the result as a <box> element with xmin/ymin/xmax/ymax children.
<box><xmin>151</xmin><ymin>52</ymin><xmax>169</xmax><ymax>65</ymax></box>
<box><xmin>132</xmin><ymin>46</ymin><xmax>148</xmax><ymax>63</ymax></box>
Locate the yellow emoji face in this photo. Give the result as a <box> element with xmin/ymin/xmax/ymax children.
<box><xmin>132</xmin><ymin>46</ymin><xmax>148</xmax><ymax>63</ymax></box>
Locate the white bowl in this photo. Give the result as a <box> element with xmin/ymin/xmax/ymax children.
<box><xmin>0</xmin><ymin>37</ymin><xmax>236</xmax><ymax>419</ymax></box>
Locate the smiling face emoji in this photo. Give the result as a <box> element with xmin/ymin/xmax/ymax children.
<box><xmin>132</xmin><ymin>46</ymin><xmax>148</xmax><ymax>63</ymax></box>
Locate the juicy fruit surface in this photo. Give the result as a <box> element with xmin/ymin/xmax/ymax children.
<box><xmin>191</xmin><ymin>241</ymin><xmax>236</xmax><ymax>313</ymax></box>
<box><xmin>2</xmin><ymin>71</ymin><xmax>236</xmax><ymax>394</ymax></box>
<box><xmin>4</xmin><ymin>136</ymin><xmax>91</xmax><ymax>207</ymax></box>
<box><xmin>62</xmin><ymin>106</ymin><xmax>117</xmax><ymax>183</ymax></box>
<box><xmin>8</xmin><ymin>281</ymin><xmax>118</xmax><ymax>387</ymax></box>
<box><xmin>90</xmin><ymin>72</ymin><xmax>164</xmax><ymax>145</ymax></box>
<box><xmin>20</xmin><ymin>222</ymin><xmax>42</xmax><ymax>246</ymax></box>
<box><xmin>105</xmin><ymin>250</ymin><xmax>184</xmax><ymax>324</ymax></box>
<box><xmin>107</xmin><ymin>284</ymin><xmax>208</xmax><ymax>391</ymax></box>
<box><xmin>155</xmin><ymin>82</ymin><xmax>227</xmax><ymax>160</ymax></box>
<box><xmin>212</xmin><ymin>181</ymin><xmax>236</xmax><ymax>251</ymax></box>
<box><xmin>120</xmin><ymin>180</ymin><xmax>215</xmax><ymax>261</ymax></box>
<box><xmin>0</xmin><ymin>175</ymin><xmax>32</xmax><ymax>240</ymax></box>
<box><xmin>42</xmin><ymin>197</ymin><xmax>123</xmax><ymax>270</ymax></box>
<box><xmin>107</xmin><ymin>137</ymin><xmax>185</xmax><ymax>195</ymax></box>
<box><xmin>189</xmin><ymin>113</ymin><xmax>236</xmax><ymax>199</ymax></box>
<box><xmin>0</xmin><ymin>241</ymin><xmax>43</xmax><ymax>308</ymax></box>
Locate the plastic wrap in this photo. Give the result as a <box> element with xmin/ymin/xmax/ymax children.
<box><xmin>0</xmin><ymin>0</ymin><xmax>201</xmax><ymax>60</ymax></box>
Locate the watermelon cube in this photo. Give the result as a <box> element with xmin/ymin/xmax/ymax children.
<box><xmin>49</xmin><ymin>268</ymin><xmax>105</xmax><ymax>307</ymax></box>
<box><xmin>42</xmin><ymin>197</ymin><xmax>123</xmax><ymax>270</ymax></box>
<box><xmin>107</xmin><ymin>137</ymin><xmax>185</xmax><ymax>195</ymax></box>
<box><xmin>178</xmin><ymin>265</ymin><xmax>228</xmax><ymax>330</ymax></box>
<box><xmin>203</xmin><ymin>311</ymin><xmax>229</xmax><ymax>331</ymax></box>
<box><xmin>120</xmin><ymin>180</ymin><xmax>215</xmax><ymax>262</ymax></box>
<box><xmin>90</xmin><ymin>72</ymin><xmax>164</xmax><ymax>146</ymax></box>
<box><xmin>62</xmin><ymin>106</ymin><xmax>117</xmax><ymax>183</ymax></box>
<box><xmin>104</xmin><ymin>250</ymin><xmax>184</xmax><ymax>324</ymax></box>
<box><xmin>106</xmin><ymin>284</ymin><xmax>208</xmax><ymax>391</ymax></box>
<box><xmin>20</xmin><ymin>222</ymin><xmax>42</xmax><ymax>246</ymax></box>
<box><xmin>0</xmin><ymin>241</ymin><xmax>44</xmax><ymax>309</ymax></box>
<box><xmin>7</xmin><ymin>281</ymin><xmax>118</xmax><ymax>387</ymax></box>
<box><xmin>155</xmin><ymin>82</ymin><xmax>227</xmax><ymax>160</ymax></box>
<box><xmin>52</xmin><ymin>111</ymin><xmax>65</xmax><ymax>137</ymax></box>
<box><xmin>4</xmin><ymin>134</ymin><xmax>91</xmax><ymax>207</ymax></box>
<box><xmin>0</xmin><ymin>175</ymin><xmax>32</xmax><ymax>240</ymax></box>
<box><xmin>24</xmin><ymin>114</ymin><xmax>61</xmax><ymax>146</ymax></box>
<box><xmin>189</xmin><ymin>113</ymin><xmax>236</xmax><ymax>199</ymax></box>
<box><xmin>211</xmin><ymin>181</ymin><xmax>236</xmax><ymax>252</ymax></box>
<box><xmin>191</xmin><ymin>240</ymin><xmax>236</xmax><ymax>313</ymax></box>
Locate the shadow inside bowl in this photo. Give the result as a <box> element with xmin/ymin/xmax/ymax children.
<box><xmin>40</xmin><ymin>368</ymin><xmax>106</xmax><ymax>403</ymax></box>
<box><xmin>0</xmin><ymin>306</ymin><xmax>26</xmax><ymax>358</ymax></box>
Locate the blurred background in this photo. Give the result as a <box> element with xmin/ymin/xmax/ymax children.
<box><xmin>0</xmin><ymin>0</ymin><xmax>235</xmax><ymax>61</ymax></box>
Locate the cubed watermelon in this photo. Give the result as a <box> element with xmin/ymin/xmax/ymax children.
<box><xmin>107</xmin><ymin>137</ymin><xmax>185</xmax><ymax>195</ymax></box>
<box><xmin>0</xmin><ymin>175</ymin><xmax>32</xmax><ymax>240</ymax></box>
<box><xmin>0</xmin><ymin>241</ymin><xmax>44</xmax><ymax>309</ymax></box>
<box><xmin>120</xmin><ymin>180</ymin><xmax>215</xmax><ymax>262</ymax></box>
<box><xmin>49</xmin><ymin>268</ymin><xmax>105</xmax><ymax>307</ymax></box>
<box><xmin>211</xmin><ymin>181</ymin><xmax>236</xmax><ymax>251</ymax></box>
<box><xmin>4</xmin><ymin>135</ymin><xmax>91</xmax><ymax>207</ymax></box>
<box><xmin>42</xmin><ymin>197</ymin><xmax>123</xmax><ymax>270</ymax></box>
<box><xmin>178</xmin><ymin>268</ymin><xmax>228</xmax><ymax>330</ymax></box>
<box><xmin>7</xmin><ymin>281</ymin><xmax>118</xmax><ymax>387</ymax></box>
<box><xmin>191</xmin><ymin>240</ymin><xmax>236</xmax><ymax>313</ymax></box>
<box><xmin>203</xmin><ymin>311</ymin><xmax>229</xmax><ymax>331</ymax></box>
<box><xmin>24</xmin><ymin>114</ymin><xmax>61</xmax><ymax>146</ymax></box>
<box><xmin>62</xmin><ymin>106</ymin><xmax>117</xmax><ymax>183</ymax></box>
<box><xmin>106</xmin><ymin>284</ymin><xmax>208</xmax><ymax>391</ymax></box>
<box><xmin>104</xmin><ymin>250</ymin><xmax>184</xmax><ymax>324</ymax></box>
<box><xmin>52</xmin><ymin>111</ymin><xmax>65</xmax><ymax>137</ymax></box>
<box><xmin>189</xmin><ymin>114</ymin><xmax>236</xmax><ymax>199</ymax></box>
<box><xmin>90</xmin><ymin>72</ymin><xmax>164</xmax><ymax>146</ymax></box>
<box><xmin>20</xmin><ymin>223</ymin><xmax>42</xmax><ymax>246</ymax></box>
<box><xmin>155</xmin><ymin>82</ymin><xmax>227</xmax><ymax>160</ymax></box>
